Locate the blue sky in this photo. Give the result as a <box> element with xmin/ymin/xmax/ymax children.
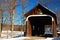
<box><xmin>46</xmin><ymin>0</ymin><xmax>60</xmax><ymax>13</ymax></box>
<box><xmin>14</xmin><ymin>0</ymin><xmax>60</xmax><ymax>25</ymax></box>
<box><xmin>0</xmin><ymin>0</ymin><xmax>60</xmax><ymax>25</ymax></box>
<box><xmin>15</xmin><ymin>0</ymin><xmax>60</xmax><ymax>14</ymax></box>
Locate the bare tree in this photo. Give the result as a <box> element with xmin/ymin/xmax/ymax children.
<box><xmin>6</xmin><ymin>0</ymin><xmax>16</xmax><ymax>37</ymax></box>
<box><xmin>0</xmin><ymin>0</ymin><xmax>17</xmax><ymax>38</ymax></box>
<box><xmin>0</xmin><ymin>3</ymin><xmax>4</xmax><ymax>38</ymax></box>
<box><xmin>20</xmin><ymin>0</ymin><xmax>30</xmax><ymax>36</ymax></box>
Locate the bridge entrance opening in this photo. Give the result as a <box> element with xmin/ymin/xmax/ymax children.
<box><xmin>28</xmin><ymin>16</ymin><xmax>52</xmax><ymax>36</ymax></box>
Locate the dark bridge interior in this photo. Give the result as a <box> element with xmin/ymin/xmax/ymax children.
<box><xmin>28</xmin><ymin>16</ymin><xmax>52</xmax><ymax>36</ymax></box>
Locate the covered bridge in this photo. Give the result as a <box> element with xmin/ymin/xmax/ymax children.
<box><xmin>25</xmin><ymin>4</ymin><xmax>57</xmax><ymax>37</ymax></box>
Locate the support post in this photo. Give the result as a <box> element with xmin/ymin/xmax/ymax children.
<box><xmin>52</xmin><ymin>18</ymin><xmax>57</xmax><ymax>37</ymax></box>
<box><xmin>53</xmin><ymin>19</ymin><xmax>57</xmax><ymax>37</ymax></box>
<box><xmin>26</xmin><ymin>20</ymin><xmax>32</xmax><ymax>36</ymax></box>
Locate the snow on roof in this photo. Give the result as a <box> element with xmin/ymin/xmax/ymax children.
<box><xmin>26</xmin><ymin>14</ymin><xmax>54</xmax><ymax>21</ymax></box>
<box><xmin>39</xmin><ymin>3</ymin><xmax>56</xmax><ymax>14</ymax></box>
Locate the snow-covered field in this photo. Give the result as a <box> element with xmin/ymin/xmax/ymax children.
<box><xmin>1</xmin><ymin>30</ymin><xmax>24</xmax><ymax>38</ymax></box>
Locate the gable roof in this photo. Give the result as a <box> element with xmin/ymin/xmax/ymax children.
<box><xmin>25</xmin><ymin>3</ymin><xmax>57</xmax><ymax>24</ymax></box>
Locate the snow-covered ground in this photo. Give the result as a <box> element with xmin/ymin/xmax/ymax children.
<box><xmin>0</xmin><ymin>30</ymin><xmax>60</xmax><ymax>40</ymax></box>
<box><xmin>0</xmin><ymin>37</ymin><xmax>60</xmax><ymax>40</ymax></box>
<box><xmin>1</xmin><ymin>30</ymin><xmax>24</xmax><ymax>38</ymax></box>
